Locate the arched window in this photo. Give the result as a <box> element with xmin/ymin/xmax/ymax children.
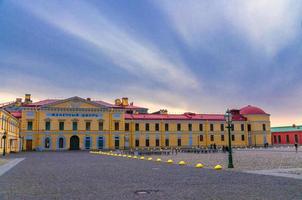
<box><xmin>59</xmin><ymin>138</ymin><xmax>64</xmax><ymax>149</ymax></box>
<box><xmin>45</xmin><ymin>137</ymin><xmax>50</xmax><ymax>149</ymax></box>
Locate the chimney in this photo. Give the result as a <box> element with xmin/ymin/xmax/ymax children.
<box><xmin>122</xmin><ymin>97</ymin><xmax>129</xmax><ymax>106</ymax></box>
<box><xmin>24</xmin><ymin>94</ymin><xmax>32</xmax><ymax>104</ymax></box>
<box><xmin>115</xmin><ymin>99</ymin><xmax>121</xmax><ymax>106</ymax></box>
<box><xmin>16</xmin><ymin>98</ymin><xmax>22</xmax><ymax>106</ymax></box>
<box><xmin>86</xmin><ymin>98</ymin><xmax>91</xmax><ymax>101</ymax></box>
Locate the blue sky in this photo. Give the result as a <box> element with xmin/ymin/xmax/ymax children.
<box><xmin>1</xmin><ymin>0</ymin><xmax>302</xmax><ymax>126</ymax></box>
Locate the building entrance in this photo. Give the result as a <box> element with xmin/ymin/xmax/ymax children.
<box><xmin>70</xmin><ymin>135</ymin><xmax>80</xmax><ymax>150</ymax></box>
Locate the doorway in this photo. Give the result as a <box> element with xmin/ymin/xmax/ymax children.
<box><xmin>70</xmin><ymin>135</ymin><xmax>80</xmax><ymax>150</ymax></box>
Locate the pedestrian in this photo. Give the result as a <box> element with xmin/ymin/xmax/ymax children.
<box><xmin>294</xmin><ymin>143</ymin><xmax>298</xmax><ymax>153</ymax></box>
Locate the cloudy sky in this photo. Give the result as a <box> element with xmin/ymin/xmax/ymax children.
<box><xmin>1</xmin><ymin>0</ymin><xmax>302</xmax><ymax>126</ymax></box>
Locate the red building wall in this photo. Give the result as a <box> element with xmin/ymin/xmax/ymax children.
<box><xmin>272</xmin><ymin>131</ymin><xmax>302</xmax><ymax>145</ymax></box>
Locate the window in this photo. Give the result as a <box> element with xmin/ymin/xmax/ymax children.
<box><xmin>286</xmin><ymin>135</ymin><xmax>290</xmax><ymax>144</ymax></box>
<box><xmin>125</xmin><ymin>123</ymin><xmax>129</xmax><ymax>131</ymax></box>
<box><xmin>241</xmin><ymin>124</ymin><xmax>244</xmax><ymax>131</ymax></box>
<box><xmin>72</xmin><ymin>122</ymin><xmax>78</xmax><ymax>131</ymax></box>
<box><xmin>114</xmin><ymin>122</ymin><xmax>119</xmax><ymax>131</ymax></box>
<box><xmin>59</xmin><ymin>138</ymin><xmax>64</xmax><ymax>148</ymax></box>
<box><xmin>199</xmin><ymin>124</ymin><xmax>203</xmax><ymax>131</ymax></box>
<box><xmin>221</xmin><ymin>134</ymin><xmax>225</xmax><ymax>141</ymax></box>
<box><xmin>85</xmin><ymin>137</ymin><xmax>91</xmax><ymax>149</ymax></box>
<box><xmin>86</xmin><ymin>122</ymin><xmax>91</xmax><ymax>131</ymax></box>
<box><xmin>199</xmin><ymin>135</ymin><xmax>203</xmax><ymax>142</ymax></box>
<box><xmin>220</xmin><ymin>124</ymin><xmax>224</xmax><ymax>131</ymax></box>
<box><xmin>165</xmin><ymin>123</ymin><xmax>169</xmax><ymax>131</ymax></box>
<box><xmin>210</xmin><ymin>124</ymin><xmax>214</xmax><ymax>131</ymax></box>
<box><xmin>98</xmin><ymin>121</ymin><xmax>103</xmax><ymax>131</ymax></box>
<box><xmin>98</xmin><ymin>137</ymin><xmax>104</xmax><ymax>149</ymax></box>
<box><xmin>248</xmin><ymin>124</ymin><xmax>251</xmax><ymax>132</ymax></box>
<box><xmin>188</xmin><ymin>123</ymin><xmax>192</xmax><ymax>131</ymax></box>
<box><xmin>295</xmin><ymin>135</ymin><xmax>299</xmax><ymax>143</ymax></box>
<box><xmin>145</xmin><ymin>123</ymin><xmax>150</xmax><ymax>131</ymax></box>
<box><xmin>45</xmin><ymin>137</ymin><xmax>50</xmax><ymax>148</ymax></box>
<box><xmin>155</xmin><ymin>123</ymin><xmax>159</xmax><ymax>131</ymax></box>
<box><xmin>177</xmin><ymin>123</ymin><xmax>181</xmax><ymax>131</ymax></box>
<box><xmin>165</xmin><ymin>138</ymin><xmax>169</xmax><ymax>146</ymax></box>
<box><xmin>231</xmin><ymin>124</ymin><xmax>234</xmax><ymax>131</ymax></box>
<box><xmin>263</xmin><ymin>124</ymin><xmax>266</xmax><ymax>131</ymax></box>
<box><xmin>156</xmin><ymin>138</ymin><xmax>160</xmax><ymax>147</ymax></box>
<box><xmin>278</xmin><ymin>135</ymin><xmax>281</xmax><ymax>143</ymax></box>
<box><xmin>146</xmin><ymin>139</ymin><xmax>150</xmax><ymax>147</ymax></box>
<box><xmin>27</xmin><ymin>121</ymin><xmax>33</xmax><ymax>131</ymax></box>
<box><xmin>274</xmin><ymin>135</ymin><xmax>278</xmax><ymax>144</ymax></box>
<box><xmin>232</xmin><ymin>135</ymin><xmax>235</xmax><ymax>141</ymax></box>
<box><xmin>241</xmin><ymin>135</ymin><xmax>245</xmax><ymax>141</ymax></box>
<box><xmin>135</xmin><ymin>123</ymin><xmax>139</xmax><ymax>131</ymax></box>
<box><xmin>210</xmin><ymin>135</ymin><xmax>214</xmax><ymax>141</ymax></box>
<box><xmin>114</xmin><ymin>136</ymin><xmax>119</xmax><ymax>149</ymax></box>
<box><xmin>177</xmin><ymin>138</ymin><xmax>181</xmax><ymax>146</ymax></box>
<box><xmin>45</xmin><ymin>121</ymin><xmax>50</xmax><ymax>131</ymax></box>
<box><xmin>135</xmin><ymin>139</ymin><xmax>139</xmax><ymax>147</ymax></box>
<box><xmin>59</xmin><ymin>122</ymin><xmax>64</xmax><ymax>131</ymax></box>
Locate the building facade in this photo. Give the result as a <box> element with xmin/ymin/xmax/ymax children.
<box><xmin>0</xmin><ymin>109</ymin><xmax>20</xmax><ymax>154</ymax></box>
<box><xmin>3</xmin><ymin>94</ymin><xmax>271</xmax><ymax>151</ymax></box>
<box><xmin>271</xmin><ymin>125</ymin><xmax>302</xmax><ymax>145</ymax></box>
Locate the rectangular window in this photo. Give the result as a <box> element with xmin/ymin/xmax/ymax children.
<box><xmin>199</xmin><ymin>124</ymin><xmax>203</xmax><ymax>131</ymax></box>
<box><xmin>232</xmin><ymin>135</ymin><xmax>235</xmax><ymax>141</ymax></box>
<box><xmin>220</xmin><ymin>124</ymin><xmax>224</xmax><ymax>131</ymax></box>
<box><xmin>135</xmin><ymin>123</ymin><xmax>139</xmax><ymax>131</ymax></box>
<box><xmin>114</xmin><ymin>136</ymin><xmax>119</xmax><ymax>149</ymax></box>
<box><xmin>114</xmin><ymin>122</ymin><xmax>119</xmax><ymax>131</ymax></box>
<box><xmin>248</xmin><ymin>124</ymin><xmax>251</xmax><ymax>132</ymax></box>
<box><xmin>177</xmin><ymin>123</ymin><xmax>181</xmax><ymax>131</ymax></box>
<box><xmin>199</xmin><ymin>135</ymin><xmax>203</xmax><ymax>142</ymax></box>
<box><xmin>241</xmin><ymin>124</ymin><xmax>244</xmax><ymax>131</ymax></box>
<box><xmin>241</xmin><ymin>134</ymin><xmax>245</xmax><ymax>141</ymax></box>
<box><xmin>231</xmin><ymin>124</ymin><xmax>234</xmax><ymax>131</ymax></box>
<box><xmin>156</xmin><ymin>138</ymin><xmax>160</xmax><ymax>147</ymax></box>
<box><xmin>145</xmin><ymin>123</ymin><xmax>150</xmax><ymax>131</ymax></box>
<box><xmin>221</xmin><ymin>134</ymin><xmax>224</xmax><ymax>141</ymax></box>
<box><xmin>165</xmin><ymin>138</ymin><xmax>169</xmax><ymax>146</ymax></box>
<box><xmin>86</xmin><ymin>122</ymin><xmax>91</xmax><ymax>131</ymax></box>
<box><xmin>98</xmin><ymin>121</ymin><xmax>103</xmax><ymax>131</ymax></box>
<box><xmin>85</xmin><ymin>137</ymin><xmax>91</xmax><ymax>150</ymax></box>
<box><xmin>295</xmin><ymin>135</ymin><xmax>299</xmax><ymax>143</ymax></box>
<box><xmin>286</xmin><ymin>135</ymin><xmax>290</xmax><ymax>144</ymax></box>
<box><xmin>45</xmin><ymin>121</ymin><xmax>50</xmax><ymax>131</ymax></box>
<box><xmin>210</xmin><ymin>135</ymin><xmax>214</xmax><ymax>141</ymax></box>
<box><xmin>210</xmin><ymin>124</ymin><xmax>214</xmax><ymax>131</ymax></box>
<box><xmin>135</xmin><ymin>139</ymin><xmax>139</xmax><ymax>147</ymax></box>
<box><xmin>59</xmin><ymin>122</ymin><xmax>64</xmax><ymax>131</ymax></box>
<box><xmin>155</xmin><ymin>123</ymin><xmax>159</xmax><ymax>131</ymax></box>
<box><xmin>72</xmin><ymin>122</ymin><xmax>78</xmax><ymax>131</ymax></box>
<box><xmin>188</xmin><ymin>123</ymin><xmax>192</xmax><ymax>131</ymax></box>
<box><xmin>146</xmin><ymin>139</ymin><xmax>150</xmax><ymax>147</ymax></box>
<box><xmin>165</xmin><ymin>123</ymin><xmax>169</xmax><ymax>131</ymax></box>
<box><xmin>278</xmin><ymin>135</ymin><xmax>281</xmax><ymax>143</ymax></box>
<box><xmin>263</xmin><ymin>124</ymin><xmax>266</xmax><ymax>131</ymax></box>
<box><xmin>177</xmin><ymin>138</ymin><xmax>181</xmax><ymax>146</ymax></box>
<box><xmin>27</xmin><ymin>121</ymin><xmax>33</xmax><ymax>131</ymax></box>
<box><xmin>125</xmin><ymin>123</ymin><xmax>129</xmax><ymax>131</ymax></box>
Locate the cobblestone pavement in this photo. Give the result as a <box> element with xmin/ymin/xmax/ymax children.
<box><xmin>0</xmin><ymin>151</ymin><xmax>301</xmax><ymax>200</ymax></box>
<box><xmin>148</xmin><ymin>148</ymin><xmax>302</xmax><ymax>171</ymax></box>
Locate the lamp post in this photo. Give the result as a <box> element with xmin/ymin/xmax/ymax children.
<box><xmin>224</xmin><ymin>109</ymin><xmax>234</xmax><ymax>168</ymax></box>
<box><xmin>2</xmin><ymin>131</ymin><xmax>7</xmax><ymax>156</ymax></box>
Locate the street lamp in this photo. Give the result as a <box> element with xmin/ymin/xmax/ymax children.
<box><xmin>224</xmin><ymin>109</ymin><xmax>234</xmax><ymax>168</ymax></box>
<box><xmin>2</xmin><ymin>131</ymin><xmax>7</xmax><ymax>156</ymax></box>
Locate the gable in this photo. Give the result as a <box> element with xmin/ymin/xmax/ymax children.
<box><xmin>43</xmin><ymin>97</ymin><xmax>103</xmax><ymax>109</ymax></box>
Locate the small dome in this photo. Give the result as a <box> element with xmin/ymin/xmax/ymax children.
<box><xmin>240</xmin><ymin>105</ymin><xmax>267</xmax><ymax>115</ymax></box>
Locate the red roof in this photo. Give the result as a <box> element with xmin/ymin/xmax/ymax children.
<box><xmin>10</xmin><ymin>111</ymin><xmax>22</xmax><ymax>119</ymax></box>
<box><xmin>240</xmin><ymin>105</ymin><xmax>268</xmax><ymax>115</ymax></box>
<box><xmin>125</xmin><ymin>113</ymin><xmax>246</xmax><ymax>121</ymax></box>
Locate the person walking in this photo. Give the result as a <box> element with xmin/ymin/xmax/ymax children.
<box><xmin>294</xmin><ymin>143</ymin><xmax>298</xmax><ymax>153</ymax></box>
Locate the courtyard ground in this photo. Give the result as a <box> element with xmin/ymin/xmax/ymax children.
<box><xmin>0</xmin><ymin>151</ymin><xmax>301</xmax><ymax>200</ymax></box>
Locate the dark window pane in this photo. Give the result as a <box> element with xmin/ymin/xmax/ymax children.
<box><xmin>125</xmin><ymin>123</ymin><xmax>129</xmax><ymax>131</ymax></box>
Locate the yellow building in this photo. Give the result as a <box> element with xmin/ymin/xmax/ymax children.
<box><xmin>3</xmin><ymin>94</ymin><xmax>271</xmax><ymax>151</ymax></box>
<box><xmin>0</xmin><ymin>109</ymin><xmax>20</xmax><ymax>154</ymax></box>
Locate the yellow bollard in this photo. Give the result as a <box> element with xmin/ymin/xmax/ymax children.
<box><xmin>140</xmin><ymin>156</ymin><xmax>145</xmax><ymax>160</ymax></box>
<box><xmin>133</xmin><ymin>156</ymin><xmax>138</xmax><ymax>159</ymax></box>
<box><xmin>127</xmin><ymin>155</ymin><xmax>132</xmax><ymax>158</ymax></box>
<box><xmin>147</xmin><ymin>157</ymin><xmax>153</xmax><ymax>161</ymax></box>
<box><xmin>167</xmin><ymin>159</ymin><xmax>173</xmax><ymax>164</ymax></box>
<box><xmin>178</xmin><ymin>161</ymin><xmax>186</xmax><ymax>166</ymax></box>
<box><xmin>122</xmin><ymin>155</ymin><xmax>127</xmax><ymax>157</ymax></box>
<box><xmin>195</xmin><ymin>163</ymin><xmax>204</xmax><ymax>168</ymax></box>
<box><xmin>118</xmin><ymin>154</ymin><xmax>122</xmax><ymax>157</ymax></box>
<box><xmin>214</xmin><ymin>165</ymin><xmax>222</xmax><ymax>170</ymax></box>
<box><xmin>156</xmin><ymin>158</ymin><xmax>162</xmax><ymax>162</ymax></box>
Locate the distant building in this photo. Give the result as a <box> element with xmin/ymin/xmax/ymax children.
<box><xmin>271</xmin><ymin>125</ymin><xmax>302</xmax><ymax>145</ymax></box>
<box><xmin>2</xmin><ymin>94</ymin><xmax>271</xmax><ymax>151</ymax></box>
